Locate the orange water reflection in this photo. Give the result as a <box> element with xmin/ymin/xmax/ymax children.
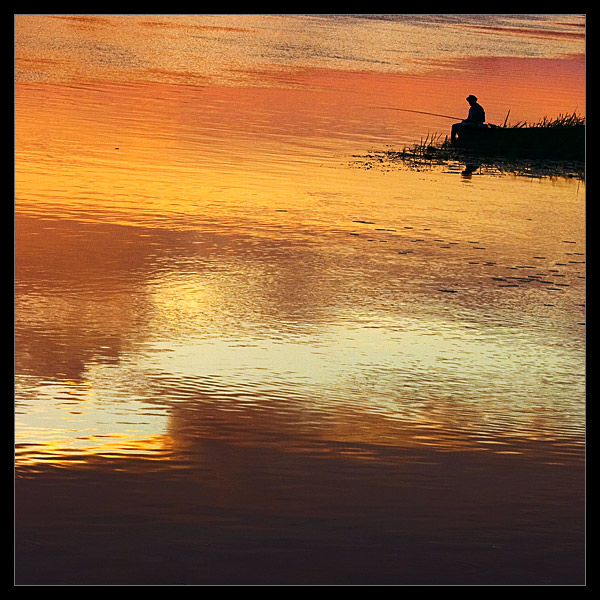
<box><xmin>14</xmin><ymin>17</ymin><xmax>586</xmax><ymax>586</ymax></box>
<box><xmin>15</xmin><ymin>15</ymin><xmax>585</xmax><ymax>471</ymax></box>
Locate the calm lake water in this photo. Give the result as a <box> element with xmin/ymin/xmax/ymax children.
<box><xmin>15</xmin><ymin>14</ymin><xmax>585</xmax><ymax>585</ymax></box>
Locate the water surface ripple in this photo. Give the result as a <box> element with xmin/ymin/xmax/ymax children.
<box><xmin>15</xmin><ymin>14</ymin><xmax>585</xmax><ymax>585</ymax></box>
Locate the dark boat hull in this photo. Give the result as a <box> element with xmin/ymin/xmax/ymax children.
<box><xmin>451</xmin><ymin>124</ymin><xmax>585</xmax><ymax>161</ymax></box>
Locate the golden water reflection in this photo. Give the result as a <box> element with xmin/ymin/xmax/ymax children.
<box><xmin>15</xmin><ymin>194</ymin><xmax>585</xmax><ymax>468</ymax></box>
<box><xmin>15</xmin><ymin>15</ymin><xmax>585</xmax><ymax>472</ymax></box>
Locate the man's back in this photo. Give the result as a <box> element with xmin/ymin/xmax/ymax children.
<box><xmin>467</xmin><ymin>103</ymin><xmax>485</xmax><ymax>123</ymax></box>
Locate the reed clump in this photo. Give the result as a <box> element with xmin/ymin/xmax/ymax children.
<box><xmin>506</xmin><ymin>111</ymin><xmax>585</xmax><ymax>129</ymax></box>
<box><xmin>352</xmin><ymin>112</ymin><xmax>584</xmax><ymax>179</ymax></box>
<box><xmin>419</xmin><ymin>112</ymin><xmax>584</xmax><ymax>161</ymax></box>
<box><xmin>411</xmin><ymin>132</ymin><xmax>450</xmax><ymax>155</ymax></box>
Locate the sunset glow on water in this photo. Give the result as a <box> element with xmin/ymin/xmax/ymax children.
<box><xmin>15</xmin><ymin>14</ymin><xmax>585</xmax><ymax>585</ymax></box>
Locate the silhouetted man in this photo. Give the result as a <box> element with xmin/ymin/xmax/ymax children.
<box><xmin>451</xmin><ymin>95</ymin><xmax>486</xmax><ymax>145</ymax></box>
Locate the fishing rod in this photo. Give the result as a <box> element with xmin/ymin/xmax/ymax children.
<box><xmin>370</xmin><ymin>105</ymin><xmax>462</xmax><ymax>121</ymax></box>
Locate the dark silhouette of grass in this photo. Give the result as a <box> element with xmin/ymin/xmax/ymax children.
<box><xmin>506</xmin><ymin>112</ymin><xmax>585</xmax><ymax>129</ymax></box>
<box><xmin>353</xmin><ymin>113</ymin><xmax>585</xmax><ymax>179</ymax></box>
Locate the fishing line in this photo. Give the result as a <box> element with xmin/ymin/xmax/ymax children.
<box><xmin>370</xmin><ymin>106</ymin><xmax>462</xmax><ymax>121</ymax></box>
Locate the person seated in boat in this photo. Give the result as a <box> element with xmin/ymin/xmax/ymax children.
<box><xmin>451</xmin><ymin>95</ymin><xmax>486</xmax><ymax>145</ymax></box>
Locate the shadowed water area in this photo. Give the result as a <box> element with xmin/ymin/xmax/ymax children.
<box><xmin>15</xmin><ymin>14</ymin><xmax>585</xmax><ymax>585</ymax></box>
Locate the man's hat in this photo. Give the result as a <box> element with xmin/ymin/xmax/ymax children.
<box><xmin>466</xmin><ymin>94</ymin><xmax>478</xmax><ymax>102</ymax></box>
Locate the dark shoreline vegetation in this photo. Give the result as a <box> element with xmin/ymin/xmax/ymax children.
<box><xmin>353</xmin><ymin>113</ymin><xmax>585</xmax><ymax>180</ymax></box>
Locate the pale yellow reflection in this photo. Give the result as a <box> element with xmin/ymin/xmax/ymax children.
<box><xmin>15</xmin><ymin>375</ymin><xmax>174</xmax><ymax>468</ymax></box>
<box><xmin>145</xmin><ymin>306</ymin><xmax>584</xmax><ymax>459</ymax></box>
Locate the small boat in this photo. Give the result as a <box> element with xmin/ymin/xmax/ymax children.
<box><xmin>451</xmin><ymin>123</ymin><xmax>585</xmax><ymax>161</ymax></box>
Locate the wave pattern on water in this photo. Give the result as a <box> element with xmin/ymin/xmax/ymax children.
<box><xmin>14</xmin><ymin>14</ymin><xmax>586</xmax><ymax>586</ymax></box>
